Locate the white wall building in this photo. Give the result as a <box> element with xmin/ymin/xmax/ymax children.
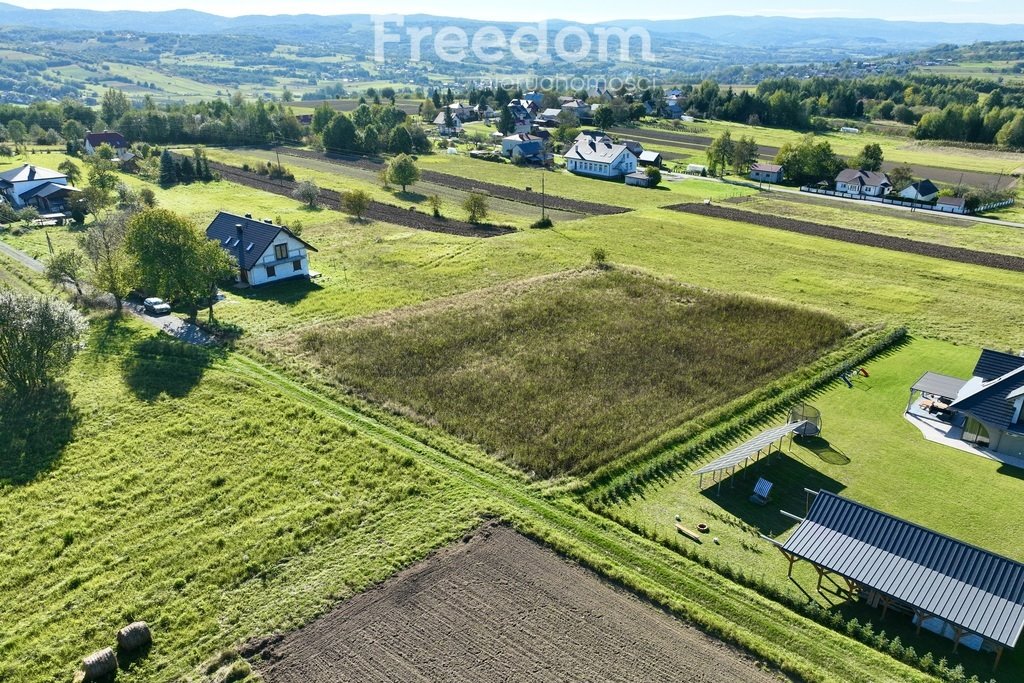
<box><xmin>205</xmin><ymin>211</ymin><xmax>318</xmax><ymax>286</ymax></box>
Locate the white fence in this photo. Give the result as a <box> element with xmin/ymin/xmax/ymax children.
<box><xmin>797</xmin><ymin>186</ymin><xmax>1015</xmax><ymax>216</ymax></box>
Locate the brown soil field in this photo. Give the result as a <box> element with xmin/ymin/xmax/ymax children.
<box><xmin>668</xmin><ymin>202</ymin><xmax>1024</xmax><ymax>272</ymax></box>
<box><xmin>250</xmin><ymin>523</ymin><xmax>782</xmax><ymax>683</ymax></box>
<box><xmin>205</xmin><ymin>160</ymin><xmax>515</xmax><ymax>238</ymax></box>
<box><xmin>275</xmin><ymin>146</ymin><xmax>632</xmax><ymax>216</ymax></box>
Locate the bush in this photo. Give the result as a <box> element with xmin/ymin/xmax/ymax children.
<box><xmin>531</xmin><ymin>217</ymin><xmax>553</xmax><ymax>229</ymax></box>
<box><xmin>591</xmin><ymin>247</ymin><xmax>608</xmax><ymax>267</ymax></box>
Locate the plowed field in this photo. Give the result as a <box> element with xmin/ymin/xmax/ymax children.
<box><xmin>253</xmin><ymin>524</ymin><xmax>781</xmax><ymax>683</ymax></box>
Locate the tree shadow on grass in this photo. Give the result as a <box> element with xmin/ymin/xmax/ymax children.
<box><xmin>0</xmin><ymin>384</ymin><xmax>77</xmax><ymax>485</ymax></box>
<box><xmin>393</xmin><ymin>190</ymin><xmax>427</xmax><ymax>203</ymax></box>
<box><xmin>699</xmin><ymin>452</ymin><xmax>846</xmax><ymax>537</ymax></box>
<box><xmin>121</xmin><ymin>335</ymin><xmax>219</xmax><ymax>402</ymax></box>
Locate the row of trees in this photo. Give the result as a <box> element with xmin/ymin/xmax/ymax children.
<box><xmin>312</xmin><ymin>103</ymin><xmax>431</xmax><ymax>156</ymax></box>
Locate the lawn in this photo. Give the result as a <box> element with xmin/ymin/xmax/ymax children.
<box><xmin>602</xmin><ymin>336</ymin><xmax>1024</xmax><ymax>680</ymax></box>
<box><xmin>0</xmin><ymin>317</ymin><xmax>489</xmax><ymax>682</ymax></box>
<box><xmin>294</xmin><ymin>269</ymin><xmax>852</xmax><ymax>476</ymax></box>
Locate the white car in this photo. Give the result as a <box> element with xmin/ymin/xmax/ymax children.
<box><xmin>142</xmin><ymin>297</ymin><xmax>171</xmax><ymax>315</ymax></box>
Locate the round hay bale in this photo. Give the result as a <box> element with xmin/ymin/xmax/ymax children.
<box><xmin>81</xmin><ymin>647</ymin><xmax>117</xmax><ymax>681</ymax></box>
<box><xmin>116</xmin><ymin>621</ymin><xmax>152</xmax><ymax>651</ymax></box>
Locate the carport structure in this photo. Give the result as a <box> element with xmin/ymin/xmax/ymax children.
<box><xmin>693</xmin><ymin>421</ymin><xmax>807</xmax><ymax>493</ymax></box>
<box><xmin>767</xmin><ymin>490</ymin><xmax>1024</xmax><ymax>668</ymax></box>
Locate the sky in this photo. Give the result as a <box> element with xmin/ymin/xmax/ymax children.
<box><xmin>8</xmin><ymin>0</ymin><xmax>1024</xmax><ymax>24</ymax></box>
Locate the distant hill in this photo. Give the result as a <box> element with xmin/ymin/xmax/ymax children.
<box><xmin>0</xmin><ymin>4</ymin><xmax>1021</xmax><ymax>50</ymax></box>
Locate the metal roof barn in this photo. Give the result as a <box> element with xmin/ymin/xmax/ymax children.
<box><xmin>774</xmin><ymin>490</ymin><xmax>1024</xmax><ymax>666</ymax></box>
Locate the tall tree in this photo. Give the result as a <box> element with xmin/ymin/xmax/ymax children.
<box><xmin>101</xmin><ymin>88</ymin><xmax>131</xmax><ymax>125</ymax></box>
<box><xmin>387</xmin><ymin>154</ymin><xmax>420</xmax><ymax>192</ymax></box>
<box><xmin>705</xmin><ymin>130</ymin><xmax>734</xmax><ymax>177</ymax></box>
<box><xmin>159</xmin><ymin>149</ymin><xmax>177</xmax><ymax>187</ymax></box>
<box><xmin>853</xmin><ymin>143</ymin><xmax>884</xmax><ymax>171</ymax></box>
<box><xmin>124</xmin><ymin>208</ymin><xmax>234</xmax><ymax>323</ymax></box>
<box><xmin>497</xmin><ymin>106</ymin><xmax>515</xmax><ymax>135</ymax></box>
<box><xmin>0</xmin><ymin>292</ymin><xmax>86</xmax><ymax>395</ymax></box>
<box><xmin>322</xmin><ymin>113</ymin><xmax>357</xmax><ymax>152</ymax></box>
<box><xmin>731</xmin><ymin>136</ymin><xmax>759</xmax><ymax>174</ymax></box>
<box><xmin>45</xmin><ymin>249</ymin><xmax>85</xmax><ymax>296</ymax></box>
<box><xmin>79</xmin><ymin>212</ymin><xmax>132</xmax><ymax>311</ymax></box>
<box><xmin>594</xmin><ymin>106</ymin><xmax>615</xmax><ymax>130</ymax></box>
<box><xmin>57</xmin><ymin>159</ymin><xmax>81</xmax><ymax>186</ymax></box>
<box><xmin>463</xmin><ymin>192</ymin><xmax>489</xmax><ymax>224</ymax></box>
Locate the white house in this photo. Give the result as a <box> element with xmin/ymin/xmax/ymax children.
<box><xmin>564</xmin><ymin>134</ymin><xmax>637</xmax><ymax>179</ymax></box>
<box><xmin>505</xmin><ymin>100</ymin><xmax>534</xmax><ymax>134</ymax></box>
<box><xmin>835</xmin><ymin>169</ymin><xmax>891</xmax><ymax>197</ymax></box>
<box><xmin>84</xmin><ymin>130</ymin><xmax>131</xmax><ymax>160</ymax></box>
<box><xmin>205</xmin><ymin>212</ymin><xmax>318</xmax><ymax>287</ymax></box>
<box><xmin>433</xmin><ymin>111</ymin><xmax>463</xmax><ymax>136</ymax></box>
<box><xmin>0</xmin><ymin>164</ymin><xmax>78</xmax><ymax>213</ymax></box>
<box><xmin>898</xmin><ymin>179</ymin><xmax>939</xmax><ymax>202</ymax></box>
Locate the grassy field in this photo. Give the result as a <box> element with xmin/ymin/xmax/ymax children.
<box><xmin>294</xmin><ymin>269</ymin><xmax>851</xmax><ymax>476</ymax></box>
<box><xmin>647</xmin><ymin>119</ymin><xmax>1024</xmax><ymax>176</ymax></box>
<box><xmin>0</xmin><ymin>316</ymin><xmax>490</xmax><ymax>682</ymax></box>
<box><xmin>603</xmin><ymin>336</ymin><xmax>1024</xmax><ymax>679</ymax></box>
<box><xmin>728</xmin><ymin>192</ymin><xmax>1024</xmax><ymax>257</ymax></box>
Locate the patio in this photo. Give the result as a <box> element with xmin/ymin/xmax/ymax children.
<box><xmin>904</xmin><ymin>404</ymin><xmax>1024</xmax><ymax>470</ymax></box>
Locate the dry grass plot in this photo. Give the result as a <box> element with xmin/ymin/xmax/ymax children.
<box><xmin>253</xmin><ymin>524</ymin><xmax>781</xmax><ymax>683</ymax></box>
<box><xmin>296</xmin><ymin>270</ymin><xmax>851</xmax><ymax>476</ymax></box>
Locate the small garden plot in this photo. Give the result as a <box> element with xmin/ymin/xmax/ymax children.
<box><xmin>298</xmin><ymin>269</ymin><xmax>852</xmax><ymax>476</ymax></box>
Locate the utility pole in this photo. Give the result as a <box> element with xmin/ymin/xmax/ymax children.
<box><xmin>541</xmin><ymin>173</ymin><xmax>546</xmax><ymax>221</ymax></box>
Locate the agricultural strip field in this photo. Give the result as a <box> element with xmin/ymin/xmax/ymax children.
<box><xmin>255</xmin><ymin>523</ymin><xmax>779</xmax><ymax>683</ymax></box>
<box><xmin>293</xmin><ymin>269</ymin><xmax>852</xmax><ymax>476</ymax></box>
<box><xmin>668</xmin><ymin>202</ymin><xmax>1024</xmax><ymax>272</ymax></box>
<box><xmin>205</xmin><ymin>160</ymin><xmax>515</xmax><ymax>237</ymax></box>
<box><xmin>726</xmin><ymin>193</ymin><xmax>1024</xmax><ymax>257</ymax></box>
<box><xmin>200</xmin><ymin>148</ymin><xmax>583</xmax><ymax>226</ymax></box>
<box><xmin>612</xmin><ymin>125</ymin><xmax>1024</xmax><ymax>186</ymax></box>
<box><xmin>275</xmin><ymin>146</ymin><xmax>632</xmax><ymax>216</ymax></box>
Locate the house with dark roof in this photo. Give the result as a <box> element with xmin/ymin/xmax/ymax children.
<box><xmin>835</xmin><ymin>168</ymin><xmax>891</xmax><ymax>197</ymax></box>
<box><xmin>750</xmin><ymin>163</ymin><xmax>783</xmax><ymax>184</ymax></box>
<box><xmin>947</xmin><ymin>349</ymin><xmax>1024</xmax><ymax>457</ymax></box>
<box><xmin>0</xmin><ymin>164</ymin><xmax>77</xmax><ymax>212</ymax></box>
<box><xmin>501</xmin><ymin>133</ymin><xmax>544</xmax><ymax>158</ymax></box>
<box><xmin>898</xmin><ymin>179</ymin><xmax>940</xmax><ymax>202</ymax></box>
<box><xmin>205</xmin><ymin>212</ymin><xmax>318</xmax><ymax>287</ymax></box>
<box><xmin>564</xmin><ymin>134</ymin><xmax>637</xmax><ymax>179</ymax></box>
<box><xmin>433</xmin><ymin>111</ymin><xmax>463</xmax><ymax>136</ymax></box>
<box><xmin>84</xmin><ymin>130</ymin><xmax>128</xmax><ymax>157</ymax></box>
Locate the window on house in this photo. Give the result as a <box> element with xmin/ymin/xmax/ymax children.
<box><xmin>266</xmin><ymin>265</ymin><xmax>277</xmax><ymax>278</ymax></box>
<box><xmin>274</xmin><ymin>243</ymin><xmax>288</xmax><ymax>260</ymax></box>
<box><xmin>292</xmin><ymin>260</ymin><xmax>302</xmax><ymax>271</ymax></box>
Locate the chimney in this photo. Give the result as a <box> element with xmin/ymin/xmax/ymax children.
<box><xmin>235</xmin><ymin>223</ymin><xmax>246</xmax><ymax>280</ymax></box>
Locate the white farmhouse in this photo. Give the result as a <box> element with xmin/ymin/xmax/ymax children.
<box><xmin>205</xmin><ymin>212</ymin><xmax>318</xmax><ymax>287</ymax></box>
<box><xmin>0</xmin><ymin>164</ymin><xmax>78</xmax><ymax>214</ymax></box>
<box><xmin>835</xmin><ymin>169</ymin><xmax>891</xmax><ymax>197</ymax></box>
<box><xmin>564</xmin><ymin>134</ymin><xmax>638</xmax><ymax>179</ymax></box>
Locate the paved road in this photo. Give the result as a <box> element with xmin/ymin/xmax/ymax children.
<box><xmin>0</xmin><ymin>239</ymin><xmax>44</xmax><ymax>272</ymax></box>
<box><xmin>0</xmin><ymin>238</ymin><xmax>214</xmax><ymax>345</ymax></box>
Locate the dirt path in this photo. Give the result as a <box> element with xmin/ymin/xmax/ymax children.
<box><xmin>275</xmin><ymin>146</ymin><xmax>632</xmax><ymax>216</ymax></box>
<box><xmin>667</xmin><ymin>202</ymin><xmax>1024</xmax><ymax>272</ymax></box>
<box><xmin>206</xmin><ymin>160</ymin><xmax>515</xmax><ymax>238</ymax></box>
<box><xmin>252</xmin><ymin>523</ymin><xmax>782</xmax><ymax>683</ymax></box>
